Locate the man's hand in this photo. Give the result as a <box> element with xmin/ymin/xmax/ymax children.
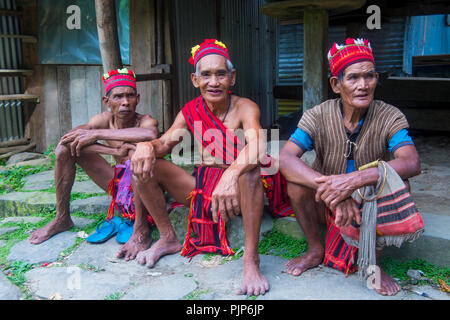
<box><xmin>117</xmin><ymin>143</ymin><xmax>136</xmax><ymax>157</ymax></box>
<box><xmin>130</xmin><ymin>142</ymin><xmax>155</xmax><ymax>182</ymax></box>
<box><xmin>314</xmin><ymin>172</ymin><xmax>360</xmax><ymax>211</ymax></box>
<box><xmin>60</xmin><ymin>129</ymin><xmax>98</xmax><ymax>157</ymax></box>
<box><xmin>334</xmin><ymin>198</ymin><xmax>361</xmax><ymax>228</ymax></box>
<box><xmin>211</xmin><ymin>171</ymin><xmax>241</xmax><ymax>224</ymax></box>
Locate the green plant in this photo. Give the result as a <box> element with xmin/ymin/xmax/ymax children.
<box><xmin>184</xmin><ymin>288</ymin><xmax>212</xmax><ymax>300</ymax></box>
<box><xmin>380</xmin><ymin>257</ymin><xmax>450</xmax><ymax>286</ymax></box>
<box><xmin>4</xmin><ymin>260</ymin><xmax>33</xmax><ymax>287</ymax></box>
<box><xmin>70</xmin><ymin>192</ymin><xmax>106</xmax><ymax>201</ymax></box>
<box><xmin>104</xmin><ymin>292</ymin><xmax>125</xmax><ymax>300</ymax></box>
<box><xmin>258</xmin><ymin>228</ymin><xmax>308</xmax><ymax>260</ymax></box>
<box><xmin>43</xmin><ymin>143</ymin><xmax>56</xmax><ymax>167</ymax></box>
<box><xmin>0</xmin><ymin>164</ymin><xmax>53</xmax><ymax>195</ymax></box>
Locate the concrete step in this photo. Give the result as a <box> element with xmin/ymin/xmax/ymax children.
<box><xmin>274</xmin><ymin>211</ymin><xmax>450</xmax><ymax>267</ymax></box>
<box><xmin>1</xmin><ymin>151</ymin><xmax>449</xmax><ymax>268</ymax></box>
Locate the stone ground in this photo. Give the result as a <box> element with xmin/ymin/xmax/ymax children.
<box><xmin>0</xmin><ymin>135</ymin><xmax>449</xmax><ymax>301</ymax></box>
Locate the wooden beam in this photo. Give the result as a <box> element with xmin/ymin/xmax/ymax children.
<box><xmin>0</xmin><ymin>143</ymin><xmax>36</xmax><ymax>159</ymax></box>
<box><xmin>95</xmin><ymin>0</ymin><xmax>122</xmax><ymax>73</ymax></box>
<box><xmin>0</xmin><ymin>34</ymin><xmax>37</xmax><ymax>43</ymax></box>
<box><xmin>135</xmin><ymin>73</ymin><xmax>172</xmax><ymax>82</ymax></box>
<box><xmin>302</xmin><ymin>9</ymin><xmax>328</xmax><ymax>111</ymax></box>
<box><xmin>0</xmin><ymin>9</ymin><xmax>22</xmax><ymax>16</ymax></box>
<box><xmin>0</xmin><ymin>138</ymin><xmax>30</xmax><ymax>148</ymax></box>
<box><xmin>0</xmin><ymin>69</ymin><xmax>33</xmax><ymax>76</ymax></box>
<box><xmin>0</xmin><ymin>94</ymin><xmax>39</xmax><ymax>102</ymax></box>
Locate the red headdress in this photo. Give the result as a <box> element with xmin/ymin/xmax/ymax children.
<box><xmin>327</xmin><ymin>38</ymin><xmax>375</xmax><ymax>77</ymax></box>
<box><xmin>102</xmin><ymin>68</ymin><xmax>136</xmax><ymax>95</ymax></box>
<box><xmin>189</xmin><ymin>39</ymin><xmax>231</xmax><ymax>66</ymax></box>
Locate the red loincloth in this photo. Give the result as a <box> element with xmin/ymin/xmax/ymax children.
<box><xmin>180</xmin><ymin>95</ymin><xmax>293</xmax><ymax>258</ymax></box>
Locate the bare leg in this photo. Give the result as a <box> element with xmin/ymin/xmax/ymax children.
<box><xmin>29</xmin><ymin>143</ymin><xmax>113</xmax><ymax>244</ymax></box>
<box><xmin>237</xmin><ymin>167</ymin><xmax>270</xmax><ymax>296</ymax></box>
<box><xmin>372</xmin><ymin>249</ymin><xmax>401</xmax><ymax>296</ymax></box>
<box><xmin>285</xmin><ymin>182</ymin><xmax>325</xmax><ymax>276</ymax></box>
<box><xmin>135</xmin><ymin>159</ymin><xmax>195</xmax><ymax>268</ymax></box>
<box><xmin>116</xmin><ymin>185</ymin><xmax>153</xmax><ymax>261</ymax></box>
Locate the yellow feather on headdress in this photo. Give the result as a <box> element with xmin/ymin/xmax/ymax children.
<box><xmin>214</xmin><ymin>40</ymin><xmax>226</xmax><ymax>49</ymax></box>
<box><xmin>191</xmin><ymin>45</ymin><xmax>200</xmax><ymax>58</ymax></box>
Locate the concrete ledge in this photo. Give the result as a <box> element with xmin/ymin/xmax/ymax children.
<box><xmin>274</xmin><ymin>216</ymin><xmax>326</xmax><ymax>244</ymax></box>
<box><xmin>0</xmin><ymin>191</ymin><xmax>56</xmax><ymax>217</ymax></box>
<box><xmin>274</xmin><ymin>213</ymin><xmax>449</xmax><ymax>267</ymax></box>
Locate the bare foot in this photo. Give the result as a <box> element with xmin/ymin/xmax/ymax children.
<box><xmin>29</xmin><ymin>218</ymin><xmax>74</xmax><ymax>244</ymax></box>
<box><xmin>117</xmin><ymin>226</ymin><xmax>153</xmax><ymax>261</ymax></box>
<box><xmin>237</xmin><ymin>255</ymin><xmax>269</xmax><ymax>296</ymax></box>
<box><xmin>286</xmin><ymin>245</ymin><xmax>324</xmax><ymax>276</ymax></box>
<box><xmin>136</xmin><ymin>235</ymin><xmax>181</xmax><ymax>268</ymax></box>
<box><xmin>369</xmin><ymin>266</ymin><xmax>401</xmax><ymax>296</ymax></box>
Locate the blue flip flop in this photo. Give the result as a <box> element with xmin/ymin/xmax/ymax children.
<box><xmin>116</xmin><ymin>219</ymin><xmax>134</xmax><ymax>244</ymax></box>
<box><xmin>86</xmin><ymin>217</ymin><xmax>122</xmax><ymax>244</ymax></box>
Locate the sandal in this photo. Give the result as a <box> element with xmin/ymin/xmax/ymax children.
<box><xmin>86</xmin><ymin>217</ymin><xmax>122</xmax><ymax>244</ymax></box>
<box><xmin>116</xmin><ymin>219</ymin><xmax>134</xmax><ymax>244</ymax></box>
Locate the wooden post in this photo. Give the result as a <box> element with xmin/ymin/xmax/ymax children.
<box><xmin>95</xmin><ymin>0</ymin><xmax>123</xmax><ymax>73</ymax></box>
<box><xmin>302</xmin><ymin>9</ymin><xmax>328</xmax><ymax>112</ymax></box>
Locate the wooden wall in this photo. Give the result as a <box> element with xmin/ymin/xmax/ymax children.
<box><xmin>21</xmin><ymin>0</ymin><xmax>172</xmax><ymax>152</ymax></box>
<box><xmin>26</xmin><ymin>65</ymin><xmax>104</xmax><ymax>152</ymax></box>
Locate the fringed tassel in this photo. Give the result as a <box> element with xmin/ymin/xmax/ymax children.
<box><xmin>106</xmin><ymin>178</ymin><xmax>116</xmax><ymax>220</ymax></box>
<box><xmin>377</xmin><ymin>228</ymin><xmax>425</xmax><ymax>249</ymax></box>
<box><xmin>218</xmin><ymin>212</ymin><xmax>234</xmax><ymax>256</ymax></box>
<box><xmin>181</xmin><ymin>190</ymin><xmax>200</xmax><ymax>258</ymax></box>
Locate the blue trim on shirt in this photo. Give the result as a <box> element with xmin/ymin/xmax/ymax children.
<box><xmin>389</xmin><ymin>129</ymin><xmax>414</xmax><ymax>153</ymax></box>
<box><xmin>289</xmin><ymin>127</ymin><xmax>314</xmax><ymax>152</ymax></box>
<box><xmin>288</xmin><ymin>127</ymin><xmax>414</xmax><ymax>173</ymax></box>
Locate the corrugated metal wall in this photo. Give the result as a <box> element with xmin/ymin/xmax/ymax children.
<box><xmin>0</xmin><ymin>0</ymin><xmax>24</xmax><ymax>142</ymax></box>
<box><xmin>173</xmin><ymin>0</ymin><xmax>277</xmax><ymax>127</ymax></box>
<box><xmin>173</xmin><ymin>0</ymin><xmax>218</xmax><ymax>111</ymax></box>
<box><xmin>403</xmin><ymin>14</ymin><xmax>450</xmax><ymax>75</ymax></box>
<box><xmin>361</xmin><ymin>17</ymin><xmax>405</xmax><ymax>76</ymax></box>
<box><xmin>277</xmin><ymin>17</ymin><xmax>406</xmax><ymax>85</ymax></box>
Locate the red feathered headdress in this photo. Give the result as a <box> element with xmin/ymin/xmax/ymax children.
<box><xmin>189</xmin><ymin>39</ymin><xmax>231</xmax><ymax>66</ymax></box>
<box><xmin>327</xmin><ymin>38</ymin><xmax>375</xmax><ymax>77</ymax></box>
<box><xmin>102</xmin><ymin>68</ymin><xmax>136</xmax><ymax>96</ymax></box>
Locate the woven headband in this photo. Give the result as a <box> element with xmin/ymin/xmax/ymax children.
<box><xmin>189</xmin><ymin>39</ymin><xmax>231</xmax><ymax>67</ymax></box>
<box><xmin>328</xmin><ymin>38</ymin><xmax>375</xmax><ymax>77</ymax></box>
<box><xmin>102</xmin><ymin>68</ymin><xmax>137</xmax><ymax>95</ymax></box>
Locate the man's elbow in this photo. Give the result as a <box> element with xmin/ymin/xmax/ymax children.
<box><xmin>279</xmin><ymin>148</ymin><xmax>291</xmax><ymax>175</ymax></box>
<box><xmin>411</xmin><ymin>158</ymin><xmax>422</xmax><ymax>177</ymax></box>
<box><xmin>146</xmin><ymin>127</ymin><xmax>159</xmax><ymax>141</ymax></box>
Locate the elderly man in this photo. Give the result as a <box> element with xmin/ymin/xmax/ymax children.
<box><xmin>279</xmin><ymin>38</ymin><xmax>424</xmax><ymax>296</ymax></box>
<box><xmin>29</xmin><ymin>68</ymin><xmax>159</xmax><ymax>260</ymax></box>
<box><xmin>130</xmin><ymin>39</ymin><xmax>277</xmax><ymax>296</ymax></box>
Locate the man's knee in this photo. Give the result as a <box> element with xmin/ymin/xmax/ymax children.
<box><xmin>132</xmin><ymin>159</ymin><xmax>168</xmax><ymax>189</ymax></box>
<box><xmin>287</xmin><ymin>181</ymin><xmax>314</xmax><ymax>205</ymax></box>
<box><xmin>55</xmin><ymin>143</ymin><xmax>72</xmax><ymax>162</ymax></box>
<box><xmin>239</xmin><ymin>166</ymin><xmax>262</xmax><ymax>190</ymax></box>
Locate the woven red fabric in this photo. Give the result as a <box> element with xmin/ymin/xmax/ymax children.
<box><xmin>102</xmin><ymin>68</ymin><xmax>136</xmax><ymax>95</ymax></box>
<box><xmin>189</xmin><ymin>39</ymin><xmax>231</xmax><ymax>66</ymax></box>
<box><xmin>180</xmin><ymin>95</ymin><xmax>294</xmax><ymax>257</ymax></box>
<box><xmin>323</xmin><ymin>210</ymin><xmax>358</xmax><ymax>275</ymax></box>
<box><xmin>327</xmin><ymin>38</ymin><xmax>375</xmax><ymax>77</ymax></box>
<box><xmin>340</xmin><ymin>185</ymin><xmax>424</xmax><ymax>241</ymax></box>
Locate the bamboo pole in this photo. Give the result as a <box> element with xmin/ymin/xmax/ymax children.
<box><xmin>302</xmin><ymin>9</ymin><xmax>328</xmax><ymax>111</ymax></box>
<box><xmin>95</xmin><ymin>0</ymin><xmax>123</xmax><ymax>73</ymax></box>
